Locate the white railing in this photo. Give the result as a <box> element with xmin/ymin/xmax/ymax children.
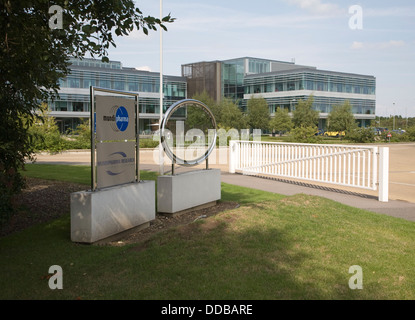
<box><xmin>229</xmin><ymin>141</ymin><xmax>389</xmax><ymax>202</ymax></box>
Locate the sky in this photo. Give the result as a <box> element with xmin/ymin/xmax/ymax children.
<box><xmin>105</xmin><ymin>0</ymin><xmax>415</xmax><ymax>117</ymax></box>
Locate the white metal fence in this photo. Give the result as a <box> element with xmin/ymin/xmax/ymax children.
<box><xmin>229</xmin><ymin>141</ymin><xmax>389</xmax><ymax>202</ymax></box>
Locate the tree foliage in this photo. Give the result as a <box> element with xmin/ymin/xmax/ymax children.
<box><xmin>184</xmin><ymin>105</ymin><xmax>213</xmax><ymax>134</ymax></box>
<box><xmin>0</xmin><ymin>0</ymin><xmax>174</xmax><ymax>222</ymax></box>
<box><xmin>346</xmin><ymin>127</ymin><xmax>376</xmax><ymax>143</ymax></box>
<box><xmin>292</xmin><ymin>96</ymin><xmax>319</xmax><ymax>128</ymax></box>
<box><xmin>191</xmin><ymin>91</ymin><xmax>220</xmax><ymax>124</ymax></box>
<box><xmin>246</xmin><ymin>96</ymin><xmax>270</xmax><ymax>131</ymax></box>
<box><xmin>217</xmin><ymin>98</ymin><xmax>247</xmax><ymax>130</ymax></box>
<box><xmin>327</xmin><ymin>101</ymin><xmax>357</xmax><ymax>133</ymax></box>
<box><xmin>28</xmin><ymin>103</ymin><xmax>66</xmax><ymax>153</ymax></box>
<box><xmin>270</xmin><ymin>107</ymin><xmax>292</xmax><ymax>135</ymax></box>
<box><xmin>290</xmin><ymin>126</ymin><xmax>322</xmax><ymax>143</ymax></box>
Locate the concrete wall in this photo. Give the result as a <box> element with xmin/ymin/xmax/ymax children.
<box><xmin>157</xmin><ymin>169</ymin><xmax>221</xmax><ymax>214</ymax></box>
<box><xmin>71</xmin><ymin>180</ymin><xmax>155</xmax><ymax>243</ymax></box>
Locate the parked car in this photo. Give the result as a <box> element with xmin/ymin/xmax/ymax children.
<box><xmin>324</xmin><ymin>131</ymin><xmax>345</xmax><ymax>138</ymax></box>
<box><xmin>375</xmin><ymin>127</ymin><xmax>388</xmax><ymax>135</ymax></box>
<box><xmin>315</xmin><ymin>129</ymin><xmax>325</xmax><ymax>136</ymax></box>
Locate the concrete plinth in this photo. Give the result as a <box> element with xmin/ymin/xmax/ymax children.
<box><xmin>157</xmin><ymin>169</ymin><xmax>221</xmax><ymax>214</ymax></box>
<box><xmin>71</xmin><ymin>181</ymin><xmax>155</xmax><ymax>243</ymax></box>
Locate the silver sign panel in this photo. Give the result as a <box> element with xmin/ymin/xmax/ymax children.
<box><xmin>96</xmin><ymin>142</ymin><xmax>136</xmax><ymax>189</ymax></box>
<box><xmin>95</xmin><ymin>95</ymin><xmax>135</xmax><ymax>141</ymax></box>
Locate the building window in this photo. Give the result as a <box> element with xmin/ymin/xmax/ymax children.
<box><xmin>99</xmin><ymin>79</ymin><xmax>111</xmax><ymax>88</ymax></box>
<box><xmin>59</xmin><ymin>78</ymin><xmax>67</xmax><ymax>87</ymax></box>
<box><xmin>68</xmin><ymin>77</ymin><xmax>80</xmax><ymax>88</ymax></box>
<box><xmin>83</xmin><ymin>77</ymin><xmax>96</xmax><ymax>89</ymax></box>
<box><xmin>143</xmin><ymin>82</ymin><xmax>152</xmax><ymax>92</ymax></box>
<box><xmin>56</xmin><ymin>101</ymin><xmax>67</xmax><ymax>111</ymax></box>
<box><xmin>275</xmin><ymin>83</ymin><xmax>283</xmax><ymax>92</ymax></box>
<box><xmin>305</xmin><ymin>81</ymin><xmax>313</xmax><ymax>90</ymax></box>
<box><xmin>128</xmin><ymin>82</ymin><xmax>138</xmax><ymax>92</ymax></box>
<box><xmin>113</xmin><ymin>81</ymin><xmax>124</xmax><ymax>91</ymax></box>
<box><xmin>73</xmin><ymin>102</ymin><xmax>83</xmax><ymax>112</ymax></box>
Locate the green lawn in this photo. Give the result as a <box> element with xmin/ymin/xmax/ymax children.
<box><xmin>1</xmin><ymin>164</ymin><xmax>414</xmax><ymax>299</ymax></box>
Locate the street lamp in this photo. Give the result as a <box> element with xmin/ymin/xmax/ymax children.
<box><xmin>159</xmin><ymin>0</ymin><xmax>164</xmax><ymax>175</ymax></box>
<box><xmin>393</xmin><ymin>102</ymin><xmax>396</xmax><ymax>131</ymax></box>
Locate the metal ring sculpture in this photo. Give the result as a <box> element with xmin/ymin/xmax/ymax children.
<box><xmin>160</xmin><ymin>99</ymin><xmax>217</xmax><ymax>167</ymax></box>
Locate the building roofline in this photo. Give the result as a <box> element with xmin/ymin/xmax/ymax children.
<box><xmin>69</xmin><ymin>64</ymin><xmax>186</xmax><ymax>81</ymax></box>
<box><xmin>222</xmin><ymin>56</ymin><xmax>295</xmax><ymax>65</ymax></box>
<box><xmin>245</xmin><ymin>67</ymin><xmax>375</xmax><ymax>79</ymax></box>
<box><xmin>181</xmin><ymin>56</ymin><xmax>297</xmax><ymax>66</ymax></box>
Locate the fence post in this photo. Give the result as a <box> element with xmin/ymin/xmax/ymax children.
<box><xmin>378</xmin><ymin>147</ymin><xmax>389</xmax><ymax>202</ymax></box>
<box><xmin>229</xmin><ymin>140</ymin><xmax>236</xmax><ymax>174</ymax></box>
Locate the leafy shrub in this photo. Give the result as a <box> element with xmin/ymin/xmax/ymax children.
<box><xmin>404</xmin><ymin>126</ymin><xmax>415</xmax><ymax>141</ymax></box>
<box><xmin>290</xmin><ymin>126</ymin><xmax>322</xmax><ymax>143</ymax></box>
<box><xmin>346</xmin><ymin>127</ymin><xmax>375</xmax><ymax>143</ymax></box>
<box><xmin>68</xmin><ymin>120</ymin><xmax>91</xmax><ymax>149</ymax></box>
<box><xmin>139</xmin><ymin>138</ymin><xmax>160</xmax><ymax>148</ymax></box>
<box><xmin>28</xmin><ymin>111</ymin><xmax>66</xmax><ymax>153</ymax></box>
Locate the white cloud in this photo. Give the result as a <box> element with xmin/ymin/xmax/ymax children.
<box><xmin>365</xmin><ymin>6</ymin><xmax>415</xmax><ymax>18</ymax></box>
<box><xmin>135</xmin><ymin>66</ymin><xmax>152</xmax><ymax>72</ymax></box>
<box><xmin>351</xmin><ymin>40</ymin><xmax>406</xmax><ymax>50</ymax></box>
<box><xmin>286</xmin><ymin>0</ymin><xmax>345</xmax><ymax>16</ymax></box>
<box><xmin>351</xmin><ymin>41</ymin><xmax>364</xmax><ymax>50</ymax></box>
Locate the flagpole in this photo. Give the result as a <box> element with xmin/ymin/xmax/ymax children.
<box><xmin>159</xmin><ymin>0</ymin><xmax>164</xmax><ymax>175</ymax></box>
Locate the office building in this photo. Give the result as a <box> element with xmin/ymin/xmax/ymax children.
<box><xmin>49</xmin><ymin>58</ymin><xmax>187</xmax><ymax>133</ymax></box>
<box><xmin>182</xmin><ymin>57</ymin><xmax>376</xmax><ymax>128</ymax></box>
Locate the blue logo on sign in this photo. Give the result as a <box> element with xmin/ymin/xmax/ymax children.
<box><xmin>115</xmin><ymin>106</ymin><xmax>129</xmax><ymax>132</ymax></box>
<box><xmin>105</xmin><ymin>151</ymin><xmax>128</xmax><ymax>176</ymax></box>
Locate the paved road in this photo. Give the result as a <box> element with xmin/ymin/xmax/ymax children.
<box><xmin>32</xmin><ymin>143</ymin><xmax>415</xmax><ymax>222</ymax></box>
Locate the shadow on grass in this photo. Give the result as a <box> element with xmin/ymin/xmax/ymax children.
<box><xmin>119</xmin><ymin>201</ymin><xmax>380</xmax><ymax>300</ymax></box>
<box><xmin>1</xmin><ymin>182</ymin><xmax>396</xmax><ymax>300</ymax></box>
<box><xmin>234</xmin><ymin>173</ymin><xmax>379</xmax><ymax>201</ymax></box>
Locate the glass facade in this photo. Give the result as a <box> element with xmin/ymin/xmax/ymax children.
<box><xmin>244</xmin><ymin>70</ymin><xmax>376</xmax><ymax>125</ymax></box>
<box><xmin>221</xmin><ymin>57</ymin><xmax>275</xmax><ymax>108</ymax></box>
<box><xmin>49</xmin><ymin>58</ymin><xmax>187</xmax><ymax>133</ymax></box>
<box><xmin>221</xmin><ymin>59</ymin><xmax>245</xmax><ymax>103</ymax></box>
<box><xmin>245</xmin><ymin>72</ymin><xmax>375</xmax><ymax>96</ymax></box>
<box><xmin>183</xmin><ymin>57</ymin><xmax>376</xmax><ymax>128</ymax></box>
<box><xmin>247</xmin><ymin>58</ymin><xmax>271</xmax><ymax>74</ymax></box>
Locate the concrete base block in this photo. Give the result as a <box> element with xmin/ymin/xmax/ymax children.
<box><xmin>71</xmin><ymin>181</ymin><xmax>155</xmax><ymax>243</ymax></box>
<box><xmin>157</xmin><ymin>169</ymin><xmax>221</xmax><ymax>214</ymax></box>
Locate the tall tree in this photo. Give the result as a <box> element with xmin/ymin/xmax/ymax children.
<box><xmin>270</xmin><ymin>107</ymin><xmax>293</xmax><ymax>136</ymax></box>
<box><xmin>292</xmin><ymin>96</ymin><xmax>319</xmax><ymax>128</ymax></box>
<box><xmin>218</xmin><ymin>98</ymin><xmax>247</xmax><ymax>130</ymax></box>
<box><xmin>327</xmin><ymin>100</ymin><xmax>357</xmax><ymax>133</ymax></box>
<box><xmin>0</xmin><ymin>0</ymin><xmax>174</xmax><ymax>221</ymax></box>
<box><xmin>246</xmin><ymin>96</ymin><xmax>270</xmax><ymax>131</ymax></box>
<box><xmin>191</xmin><ymin>90</ymin><xmax>220</xmax><ymax>124</ymax></box>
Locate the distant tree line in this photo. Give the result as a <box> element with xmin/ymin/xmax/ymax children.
<box><xmin>190</xmin><ymin>91</ymin><xmax>415</xmax><ymax>144</ymax></box>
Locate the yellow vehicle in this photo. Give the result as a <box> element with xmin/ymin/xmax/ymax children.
<box><xmin>324</xmin><ymin>131</ymin><xmax>345</xmax><ymax>137</ymax></box>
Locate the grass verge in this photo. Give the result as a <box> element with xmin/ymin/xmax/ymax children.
<box><xmin>1</xmin><ymin>164</ymin><xmax>414</xmax><ymax>299</ymax></box>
